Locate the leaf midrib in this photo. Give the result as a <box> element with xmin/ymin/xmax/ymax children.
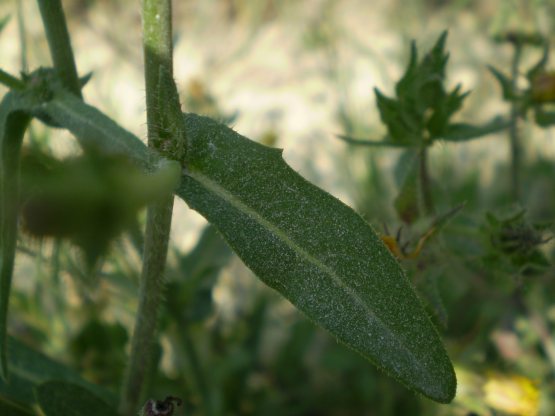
<box><xmin>186</xmin><ymin>168</ymin><xmax>420</xmax><ymax>367</ymax></box>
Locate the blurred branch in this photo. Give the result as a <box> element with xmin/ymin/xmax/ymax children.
<box><xmin>0</xmin><ymin>69</ymin><xmax>24</xmax><ymax>90</ymax></box>
<box><xmin>37</xmin><ymin>0</ymin><xmax>82</xmax><ymax>98</ymax></box>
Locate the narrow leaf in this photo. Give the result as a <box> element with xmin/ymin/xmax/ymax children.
<box><xmin>0</xmin><ymin>15</ymin><xmax>10</xmax><ymax>35</ymax></box>
<box><xmin>526</xmin><ymin>42</ymin><xmax>550</xmax><ymax>81</ymax></box>
<box><xmin>0</xmin><ymin>92</ymin><xmax>32</xmax><ymax>379</ymax></box>
<box><xmin>176</xmin><ymin>113</ymin><xmax>456</xmax><ymax>402</ymax></box>
<box><xmin>36</xmin><ymin>381</ymin><xmax>118</xmax><ymax>416</ymax></box>
<box><xmin>79</xmin><ymin>72</ymin><xmax>93</xmax><ymax>88</ymax></box>
<box><xmin>0</xmin><ymin>398</ymin><xmax>33</xmax><ymax>416</ymax></box>
<box><xmin>396</xmin><ymin>41</ymin><xmax>419</xmax><ymax>96</ymax></box>
<box><xmin>167</xmin><ymin>225</ymin><xmax>233</xmax><ymax>322</ymax></box>
<box><xmin>43</xmin><ymin>90</ymin><xmax>154</xmax><ymax>170</ymax></box>
<box><xmin>336</xmin><ymin>134</ymin><xmax>419</xmax><ymax>148</ymax></box>
<box><xmin>442</xmin><ymin>117</ymin><xmax>510</xmax><ymax>142</ymax></box>
<box><xmin>0</xmin><ymin>337</ymin><xmax>116</xmax><ymax>409</ymax></box>
<box><xmin>488</xmin><ymin>66</ymin><xmax>515</xmax><ymax>100</ymax></box>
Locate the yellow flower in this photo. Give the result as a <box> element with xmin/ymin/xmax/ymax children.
<box><xmin>484</xmin><ymin>373</ymin><xmax>540</xmax><ymax>416</ymax></box>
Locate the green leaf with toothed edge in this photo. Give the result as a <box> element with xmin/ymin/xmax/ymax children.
<box><xmin>176</xmin><ymin>113</ymin><xmax>456</xmax><ymax>403</ymax></box>
<box><xmin>37</xmin><ymin>90</ymin><xmax>456</xmax><ymax>403</ymax></box>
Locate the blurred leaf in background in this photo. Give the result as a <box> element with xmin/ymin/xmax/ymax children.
<box><xmin>19</xmin><ymin>148</ymin><xmax>178</xmax><ymax>268</ymax></box>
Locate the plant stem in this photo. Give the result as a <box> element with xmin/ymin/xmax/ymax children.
<box><xmin>119</xmin><ymin>1</ymin><xmax>175</xmax><ymax>415</ymax></box>
<box><xmin>419</xmin><ymin>146</ymin><xmax>434</xmax><ymax>215</ymax></box>
<box><xmin>17</xmin><ymin>0</ymin><xmax>28</xmax><ymax>73</ymax></box>
<box><xmin>509</xmin><ymin>43</ymin><xmax>523</xmax><ymax>202</ymax></box>
<box><xmin>0</xmin><ymin>69</ymin><xmax>24</xmax><ymax>91</ymax></box>
<box><xmin>37</xmin><ymin>0</ymin><xmax>82</xmax><ymax>98</ymax></box>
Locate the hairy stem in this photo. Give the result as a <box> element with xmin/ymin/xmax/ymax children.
<box><xmin>509</xmin><ymin>44</ymin><xmax>523</xmax><ymax>202</ymax></box>
<box><xmin>119</xmin><ymin>1</ymin><xmax>175</xmax><ymax>415</ymax></box>
<box><xmin>37</xmin><ymin>0</ymin><xmax>82</xmax><ymax>98</ymax></box>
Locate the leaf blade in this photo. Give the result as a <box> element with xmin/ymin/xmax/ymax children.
<box><xmin>177</xmin><ymin>113</ymin><xmax>456</xmax><ymax>402</ymax></box>
<box><xmin>0</xmin><ymin>337</ymin><xmax>116</xmax><ymax>409</ymax></box>
<box><xmin>36</xmin><ymin>381</ymin><xmax>118</xmax><ymax>416</ymax></box>
<box><xmin>442</xmin><ymin>117</ymin><xmax>510</xmax><ymax>142</ymax></box>
<box><xmin>0</xmin><ymin>92</ymin><xmax>32</xmax><ymax>379</ymax></box>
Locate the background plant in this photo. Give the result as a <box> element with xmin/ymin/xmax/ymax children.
<box><xmin>1</xmin><ymin>1</ymin><xmax>555</xmax><ymax>416</ymax></box>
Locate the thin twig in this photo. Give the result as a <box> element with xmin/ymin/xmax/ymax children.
<box><xmin>509</xmin><ymin>43</ymin><xmax>523</xmax><ymax>202</ymax></box>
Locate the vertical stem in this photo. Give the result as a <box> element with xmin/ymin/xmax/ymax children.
<box><xmin>17</xmin><ymin>0</ymin><xmax>28</xmax><ymax>73</ymax></box>
<box><xmin>509</xmin><ymin>44</ymin><xmax>523</xmax><ymax>202</ymax></box>
<box><xmin>119</xmin><ymin>1</ymin><xmax>175</xmax><ymax>415</ymax></box>
<box><xmin>419</xmin><ymin>146</ymin><xmax>434</xmax><ymax>215</ymax></box>
<box><xmin>37</xmin><ymin>0</ymin><xmax>82</xmax><ymax>98</ymax></box>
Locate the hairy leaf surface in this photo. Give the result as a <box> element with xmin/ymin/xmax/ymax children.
<box><xmin>176</xmin><ymin>113</ymin><xmax>456</xmax><ymax>402</ymax></box>
<box><xmin>0</xmin><ymin>91</ymin><xmax>33</xmax><ymax>379</ymax></box>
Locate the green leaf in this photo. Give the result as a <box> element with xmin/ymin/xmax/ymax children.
<box><xmin>176</xmin><ymin>113</ymin><xmax>456</xmax><ymax>402</ymax></box>
<box><xmin>36</xmin><ymin>381</ymin><xmax>118</xmax><ymax>416</ymax></box>
<box><xmin>0</xmin><ymin>398</ymin><xmax>33</xmax><ymax>416</ymax></box>
<box><xmin>0</xmin><ymin>80</ymin><xmax>177</xmax><ymax>376</ymax></box>
<box><xmin>0</xmin><ymin>338</ymin><xmax>116</xmax><ymax>409</ymax></box>
<box><xmin>534</xmin><ymin>107</ymin><xmax>555</xmax><ymax>127</ymax></box>
<box><xmin>0</xmin><ymin>15</ymin><xmax>10</xmax><ymax>35</ymax></box>
<box><xmin>19</xmin><ymin>149</ymin><xmax>179</xmax><ymax>268</ymax></box>
<box><xmin>420</xmin><ymin>268</ymin><xmax>448</xmax><ymax>329</ymax></box>
<box><xmin>0</xmin><ymin>91</ymin><xmax>33</xmax><ymax>379</ymax></box>
<box><xmin>166</xmin><ymin>225</ymin><xmax>233</xmax><ymax>322</ymax></box>
<box><xmin>488</xmin><ymin>66</ymin><xmax>515</xmax><ymax>100</ymax></box>
<box><xmin>79</xmin><ymin>72</ymin><xmax>93</xmax><ymax>88</ymax></box>
<box><xmin>374</xmin><ymin>88</ymin><xmax>421</xmax><ymax>145</ymax></box>
<box><xmin>373</xmin><ymin>31</ymin><xmax>473</xmax><ymax>145</ymax></box>
<box><xmin>526</xmin><ymin>42</ymin><xmax>550</xmax><ymax>82</ymax></box>
<box><xmin>417</xmin><ymin>30</ymin><xmax>449</xmax><ymax>110</ymax></box>
<box><xmin>441</xmin><ymin>117</ymin><xmax>510</xmax><ymax>142</ymax></box>
<box><xmin>37</xmin><ymin>90</ymin><xmax>456</xmax><ymax>402</ymax></box>
<box><xmin>42</xmin><ymin>89</ymin><xmax>154</xmax><ymax>170</ymax></box>
<box><xmin>395</xmin><ymin>41</ymin><xmax>419</xmax><ymax>97</ymax></box>
<box><xmin>336</xmin><ymin>133</ymin><xmax>419</xmax><ymax>148</ymax></box>
<box><xmin>426</xmin><ymin>85</ymin><xmax>470</xmax><ymax>138</ymax></box>
<box><xmin>180</xmin><ymin>225</ymin><xmax>232</xmax><ymax>278</ymax></box>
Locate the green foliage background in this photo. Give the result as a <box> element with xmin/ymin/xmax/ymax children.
<box><xmin>2</xmin><ymin>0</ymin><xmax>555</xmax><ymax>415</ymax></box>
